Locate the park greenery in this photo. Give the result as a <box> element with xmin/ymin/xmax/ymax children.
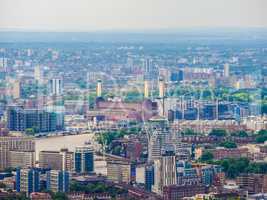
<box><xmin>97</xmin><ymin>127</ymin><xmax>141</xmax><ymax>147</ymax></box>
<box><xmin>255</xmin><ymin>130</ymin><xmax>267</xmax><ymax>143</ymax></box>
<box><xmin>70</xmin><ymin>181</ymin><xmax>127</xmax><ymax>197</ymax></box>
<box><xmin>209</xmin><ymin>129</ymin><xmax>227</xmax><ymax>137</ymax></box>
<box><xmin>200</xmin><ymin>153</ymin><xmax>267</xmax><ymax>179</ymax></box>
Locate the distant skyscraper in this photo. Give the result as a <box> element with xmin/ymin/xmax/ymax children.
<box><xmin>143</xmin><ymin>58</ymin><xmax>154</xmax><ymax>80</ymax></box>
<box><xmin>34</xmin><ymin>65</ymin><xmax>43</xmax><ymax>84</ymax></box>
<box><xmin>49</xmin><ymin>78</ymin><xmax>63</xmax><ymax>96</ymax></box>
<box><xmin>144</xmin><ymin>80</ymin><xmax>149</xmax><ymax>99</ymax></box>
<box><xmin>96</xmin><ymin>79</ymin><xmax>102</xmax><ymax>97</ymax></box>
<box><xmin>224</xmin><ymin>63</ymin><xmax>230</xmax><ymax>77</ymax></box>
<box><xmin>127</xmin><ymin>57</ymin><xmax>134</xmax><ymax>71</ymax></box>
<box><xmin>74</xmin><ymin>146</ymin><xmax>94</xmax><ymax>173</ymax></box>
<box><xmin>12</xmin><ymin>80</ymin><xmax>21</xmax><ymax>99</ymax></box>
<box><xmin>159</xmin><ymin>78</ymin><xmax>165</xmax><ymax>98</ymax></box>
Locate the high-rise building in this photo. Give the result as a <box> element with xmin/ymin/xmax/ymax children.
<box><xmin>46</xmin><ymin>170</ymin><xmax>70</xmax><ymax>193</ymax></box>
<box><xmin>0</xmin><ymin>136</ymin><xmax>35</xmax><ymax>170</ymax></box>
<box><xmin>49</xmin><ymin>78</ymin><xmax>63</xmax><ymax>96</ymax></box>
<box><xmin>16</xmin><ymin>168</ymin><xmax>40</xmax><ymax>196</ymax></box>
<box><xmin>7</xmin><ymin>106</ymin><xmax>61</xmax><ymax>132</ymax></box>
<box><xmin>143</xmin><ymin>58</ymin><xmax>155</xmax><ymax>80</ymax></box>
<box><xmin>147</xmin><ymin>116</ymin><xmax>170</xmax><ymax>161</ymax></box>
<box><xmin>106</xmin><ymin>158</ymin><xmax>134</xmax><ymax>183</ymax></box>
<box><xmin>161</xmin><ymin>148</ymin><xmax>177</xmax><ymax>187</ymax></box>
<box><xmin>12</xmin><ymin>80</ymin><xmax>21</xmax><ymax>99</ymax></box>
<box><xmin>39</xmin><ymin>149</ymin><xmax>73</xmax><ymax>171</ymax></box>
<box><xmin>144</xmin><ymin>80</ymin><xmax>149</xmax><ymax>99</ymax></box>
<box><xmin>224</xmin><ymin>63</ymin><xmax>230</xmax><ymax>77</ymax></box>
<box><xmin>74</xmin><ymin>146</ymin><xmax>94</xmax><ymax>173</ymax></box>
<box><xmin>96</xmin><ymin>79</ymin><xmax>102</xmax><ymax>97</ymax></box>
<box><xmin>34</xmin><ymin>65</ymin><xmax>43</xmax><ymax>84</ymax></box>
<box><xmin>152</xmin><ymin>146</ymin><xmax>177</xmax><ymax>195</ymax></box>
<box><xmin>9</xmin><ymin>150</ymin><xmax>35</xmax><ymax>169</ymax></box>
<box><xmin>159</xmin><ymin>78</ymin><xmax>165</xmax><ymax>98</ymax></box>
<box><xmin>145</xmin><ymin>164</ymin><xmax>154</xmax><ymax>191</ymax></box>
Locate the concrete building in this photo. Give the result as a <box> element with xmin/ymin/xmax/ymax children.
<box><xmin>46</xmin><ymin>170</ymin><xmax>70</xmax><ymax>193</ymax></box>
<box><xmin>34</xmin><ymin>65</ymin><xmax>43</xmax><ymax>84</ymax></box>
<box><xmin>12</xmin><ymin>80</ymin><xmax>21</xmax><ymax>99</ymax></box>
<box><xmin>49</xmin><ymin>78</ymin><xmax>63</xmax><ymax>96</ymax></box>
<box><xmin>39</xmin><ymin>149</ymin><xmax>73</xmax><ymax>171</ymax></box>
<box><xmin>106</xmin><ymin>158</ymin><xmax>133</xmax><ymax>183</ymax></box>
<box><xmin>9</xmin><ymin>150</ymin><xmax>35</xmax><ymax>169</ymax></box>
<box><xmin>74</xmin><ymin>146</ymin><xmax>94</xmax><ymax>173</ymax></box>
<box><xmin>237</xmin><ymin>173</ymin><xmax>267</xmax><ymax>194</ymax></box>
<box><xmin>161</xmin><ymin>149</ymin><xmax>177</xmax><ymax>187</ymax></box>
<box><xmin>16</xmin><ymin>168</ymin><xmax>40</xmax><ymax>196</ymax></box>
<box><xmin>0</xmin><ymin>136</ymin><xmax>35</xmax><ymax>170</ymax></box>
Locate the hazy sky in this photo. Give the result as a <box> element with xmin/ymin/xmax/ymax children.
<box><xmin>0</xmin><ymin>0</ymin><xmax>267</xmax><ymax>31</ymax></box>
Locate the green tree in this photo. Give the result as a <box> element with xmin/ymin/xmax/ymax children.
<box><xmin>25</xmin><ymin>128</ymin><xmax>35</xmax><ymax>135</ymax></box>
<box><xmin>0</xmin><ymin>182</ymin><xmax>6</xmax><ymax>188</ymax></box>
<box><xmin>200</xmin><ymin>151</ymin><xmax>214</xmax><ymax>162</ymax></box>
<box><xmin>182</xmin><ymin>129</ymin><xmax>198</xmax><ymax>136</ymax></box>
<box><xmin>231</xmin><ymin>130</ymin><xmax>248</xmax><ymax>137</ymax></box>
<box><xmin>209</xmin><ymin>129</ymin><xmax>227</xmax><ymax>137</ymax></box>
<box><xmin>219</xmin><ymin>141</ymin><xmax>237</xmax><ymax>149</ymax></box>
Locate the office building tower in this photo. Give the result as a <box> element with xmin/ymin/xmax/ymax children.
<box><xmin>0</xmin><ymin>136</ymin><xmax>35</xmax><ymax>170</ymax></box>
<box><xmin>0</xmin><ymin>57</ymin><xmax>7</xmax><ymax>69</ymax></box>
<box><xmin>145</xmin><ymin>164</ymin><xmax>154</xmax><ymax>191</ymax></box>
<box><xmin>16</xmin><ymin>168</ymin><xmax>40</xmax><ymax>196</ymax></box>
<box><xmin>152</xmin><ymin>159</ymin><xmax>162</xmax><ymax>195</ymax></box>
<box><xmin>96</xmin><ymin>79</ymin><xmax>102</xmax><ymax>97</ymax></box>
<box><xmin>74</xmin><ymin>146</ymin><xmax>94</xmax><ymax>173</ymax></box>
<box><xmin>49</xmin><ymin>78</ymin><xmax>63</xmax><ymax>96</ymax></box>
<box><xmin>143</xmin><ymin>58</ymin><xmax>156</xmax><ymax>80</ymax></box>
<box><xmin>9</xmin><ymin>150</ymin><xmax>35</xmax><ymax>169</ymax></box>
<box><xmin>161</xmin><ymin>148</ymin><xmax>177</xmax><ymax>187</ymax></box>
<box><xmin>39</xmin><ymin>149</ymin><xmax>73</xmax><ymax>171</ymax></box>
<box><xmin>144</xmin><ymin>58</ymin><xmax>151</xmax><ymax>74</ymax></box>
<box><xmin>152</xmin><ymin>147</ymin><xmax>177</xmax><ymax>195</ymax></box>
<box><xmin>7</xmin><ymin>106</ymin><xmax>60</xmax><ymax>132</ymax></box>
<box><xmin>46</xmin><ymin>106</ymin><xmax>65</xmax><ymax>131</ymax></box>
<box><xmin>12</xmin><ymin>80</ymin><xmax>21</xmax><ymax>99</ymax></box>
<box><xmin>127</xmin><ymin>57</ymin><xmax>134</xmax><ymax>71</ymax></box>
<box><xmin>144</xmin><ymin>80</ymin><xmax>149</xmax><ymax>99</ymax></box>
<box><xmin>34</xmin><ymin>65</ymin><xmax>43</xmax><ymax>84</ymax></box>
<box><xmin>147</xmin><ymin>116</ymin><xmax>170</xmax><ymax>161</ymax></box>
<box><xmin>159</xmin><ymin>78</ymin><xmax>165</xmax><ymax>98</ymax></box>
<box><xmin>224</xmin><ymin>63</ymin><xmax>230</xmax><ymax>77</ymax></box>
<box><xmin>46</xmin><ymin>170</ymin><xmax>70</xmax><ymax>193</ymax></box>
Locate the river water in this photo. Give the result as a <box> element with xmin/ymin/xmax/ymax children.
<box><xmin>35</xmin><ymin>134</ymin><xmax>144</xmax><ymax>182</ymax></box>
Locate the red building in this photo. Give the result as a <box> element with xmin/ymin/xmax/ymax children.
<box><xmin>163</xmin><ymin>184</ymin><xmax>207</xmax><ymax>200</ymax></box>
<box><xmin>211</xmin><ymin>148</ymin><xmax>249</xmax><ymax>160</ymax></box>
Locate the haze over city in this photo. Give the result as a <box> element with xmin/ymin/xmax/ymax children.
<box><xmin>0</xmin><ymin>0</ymin><xmax>267</xmax><ymax>31</ymax></box>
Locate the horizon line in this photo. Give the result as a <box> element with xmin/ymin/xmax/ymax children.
<box><xmin>1</xmin><ymin>26</ymin><xmax>267</xmax><ymax>33</ymax></box>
